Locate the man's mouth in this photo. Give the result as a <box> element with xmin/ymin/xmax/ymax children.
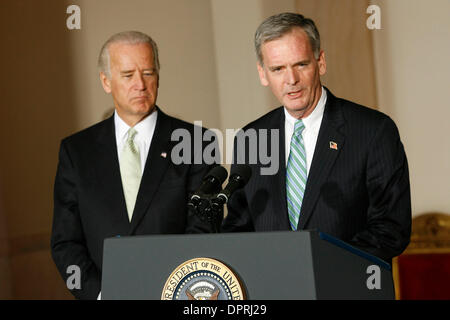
<box><xmin>286</xmin><ymin>89</ymin><xmax>303</xmax><ymax>98</ymax></box>
<box><xmin>132</xmin><ymin>96</ymin><xmax>148</xmax><ymax>101</ymax></box>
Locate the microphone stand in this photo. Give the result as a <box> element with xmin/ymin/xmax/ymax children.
<box><xmin>188</xmin><ymin>194</ymin><xmax>223</xmax><ymax>233</ymax></box>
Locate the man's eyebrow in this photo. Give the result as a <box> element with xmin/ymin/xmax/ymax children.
<box><xmin>120</xmin><ymin>68</ymin><xmax>156</xmax><ymax>74</ymax></box>
<box><xmin>268</xmin><ymin>64</ymin><xmax>284</xmax><ymax>71</ymax></box>
<box><xmin>268</xmin><ymin>59</ymin><xmax>311</xmax><ymax>70</ymax></box>
<box><xmin>294</xmin><ymin>59</ymin><xmax>311</xmax><ymax>65</ymax></box>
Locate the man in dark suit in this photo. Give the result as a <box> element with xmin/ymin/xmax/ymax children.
<box><xmin>222</xmin><ymin>13</ymin><xmax>411</xmax><ymax>262</ymax></box>
<box><xmin>51</xmin><ymin>31</ymin><xmax>216</xmax><ymax>299</ymax></box>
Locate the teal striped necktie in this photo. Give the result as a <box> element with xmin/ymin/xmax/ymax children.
<box><xmin>286</xmin><ymin>120</ymin><xmax>307</xmax><ymax>230</ymax></box>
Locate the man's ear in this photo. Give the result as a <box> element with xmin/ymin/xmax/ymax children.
<box><xmin>318</xmin><ymin>50</ymin><xmax>327</xmax><ymax>76</ymax></box>
<box><xmin>257</xmin><ymin>62</ymin><xmax>269</xmax><ymax>87</ymax></box>
<box><xmin>100</xmin><ymin>72</ymin><xmax>112</xmax><ymax>93</ymax></box>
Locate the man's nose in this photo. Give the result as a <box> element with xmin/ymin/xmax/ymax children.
<box><xmin>134</xmin><ymin>73</ymin><xmax>146</xmax><ymax>90</ymax></box>
<box><xmin>285</xmin><ymin>67</ymin><xmax>299</xmax><ymax>85</ymax></box>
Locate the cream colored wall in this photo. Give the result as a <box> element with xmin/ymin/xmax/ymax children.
<box><xmin>372</xmin><ymin>0</ymin><xmax>450</xmax><ymax>217</ymax></box>
<box><xmin>296</xmin><ymin>0</ymin><xmax>378</xmax><ymax>108</ymax></box>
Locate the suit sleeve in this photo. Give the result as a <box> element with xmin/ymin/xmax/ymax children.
<box><xmin>349</xmin><ymin>116</ymin><xmax>412</xmax><ymax>261</ymax></box>
<box><xmin>51</xmin><ymin>140</ymin><xmax>101</xmax><ymax>300</ymax></box>
<box><xmin>221</xmin><ymin>186</ymin><xmax>255</xmax><ymax>232</ymax></box>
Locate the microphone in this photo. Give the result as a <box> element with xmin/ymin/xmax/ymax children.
<box><xmin>214</xmin><ymin>164</ymin><xmax>252</xmax><ymax>205</ymax></box>
<box><xmin>188</xmin><ymin>165</ymin><xmax>228</xmax><ymax>208</ymax></box>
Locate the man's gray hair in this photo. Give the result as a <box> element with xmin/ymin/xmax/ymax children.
<box><xmin>98</xmin><ymin>31</ymin><xmax>160</xmax><ymax>78</ymax></box>
<box><xmin>255</xmin><ymin>12</ymin><xmax>321</xmax><ymax>66</ymax></box>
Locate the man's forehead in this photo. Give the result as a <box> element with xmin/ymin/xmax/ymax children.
<box><xmin>109</xmin><ymin>42</ymin><xmax>155</xmax><ymax>67</ymax></box>
<box><xmin>109</xmin><ymin>40</ymin><xmax>151</xmax><ymax>50</ymax></box>
<box><xmin>261</xmin><ymin>29</ymin><xmax>312</xmax><ymax>64</ymax></box>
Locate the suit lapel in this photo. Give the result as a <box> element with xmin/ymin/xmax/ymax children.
<box><xmin>128</xmin><ymin>109</ymin><xmax>172</xmax><ymax>235</ymax></box>
<box><xmin>94</xmin><ymin>116</ymin><xmax>130</xmax><ymax>229</ymax></box>
<box><xmin>297</xmin><ymin>90</ymin><xmax>346</xmax><ymax>230</ymax></box>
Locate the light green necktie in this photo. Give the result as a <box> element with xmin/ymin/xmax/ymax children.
<box><xmin>286</xmin><ymin>120</ymin><xmax>307</xmax><ymax>230</ymax></box>
<box><xmin>120</xmin><ymin>128</ymin><xmax>142</xmax><ymax>222</ymax></box>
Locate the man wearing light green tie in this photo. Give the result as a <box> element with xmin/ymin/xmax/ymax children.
<box><xmin>51</xmin><ymin>31</ymin><xmax>217</xmax><ymax>299</ymax></box>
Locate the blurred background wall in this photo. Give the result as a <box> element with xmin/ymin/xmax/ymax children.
<box><xmin>0</xmin><ymin>0</ymin><xmax>448</xmax><ymax>299</ymax></box>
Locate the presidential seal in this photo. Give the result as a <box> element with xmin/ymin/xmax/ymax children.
<box><xmin>161</xmin><ymin>258</ymin><xmax>245</xmax><ymax>300</ymax></box>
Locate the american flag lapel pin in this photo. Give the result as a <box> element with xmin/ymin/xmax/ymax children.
<box><xmin>161</xmin><ymin>152</ymin><xmax>167</xmax><ymax>158</ymax></box>
<box><xmin>329</xmin><ymin>141</ymin><xmax>338</xmax><ymax>150</ymax></box>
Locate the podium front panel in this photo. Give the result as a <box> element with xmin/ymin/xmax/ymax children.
<box><xmin>102</xmin><ymin>230</ymin><xmax>394</xmax><ymax>299</ymax></box>
<box><xmin>102</xmin><ymin>231</ymin><xmax>317</xmax><ymax>299</ymax></box>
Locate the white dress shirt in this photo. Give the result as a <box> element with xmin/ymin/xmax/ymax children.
<box><xmin>285</xmin><ymin>87</ymin><xmax>327</xmax><ymax>174</ymax></box>
<box><xmin>115</xmin><ymin>110</ymin><xmax>158</xmax><ymax>174</ymax></box>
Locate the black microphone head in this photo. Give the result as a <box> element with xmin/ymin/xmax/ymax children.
<box><xmin>189</xmin><ymin>165</ymin><xmax>229</xmax><ymax>208</ymax></box>
<box><xmin>230</xmin><ymin>164</ymin><xmax>252</xmax><ymax>184</ymax></box>
<box><xmin>196</xmin><ymin>165</ymin><xmax>228</xmax><ymax>195</ymax></box>
<box><xmin>216</xmin><ymin>164</ymin><xmax>252</xmax><ymax>204</ymax></box>
<box><xmin>204</xmin><ymin>165</ymin><xmax>228</xmax><ymax>184</ymax></box>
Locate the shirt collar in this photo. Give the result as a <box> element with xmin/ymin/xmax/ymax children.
<box><xmin>114</xmin><ymin>109</ymin><xmax>158</xmax><ymax>143</ymax></box>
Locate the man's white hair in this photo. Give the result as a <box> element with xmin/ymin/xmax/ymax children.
<box><xmin>98</xmin><ymin>31</ymin><xmax>160</xmax><ymax>79</ymax></box>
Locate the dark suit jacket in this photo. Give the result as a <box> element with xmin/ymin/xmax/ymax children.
<box><xmin>51</xmin><ymin>107</ymin><xmax>216</xmax><ymax>299</ymax></box>
<box><xmin>222</xmin><ymin>89</ymin><xmax>411</xmax><ymax>262</ymax></box>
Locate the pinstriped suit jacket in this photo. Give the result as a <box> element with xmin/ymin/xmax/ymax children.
<box><xmin>222</xmin><ymin>88</ymin><xmax>411</xmax><ymax>262</ymax></box>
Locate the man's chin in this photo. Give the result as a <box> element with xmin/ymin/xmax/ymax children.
<box><xmin>132</xmin><ymin>103</ymin><xmax>155</xmax><ymax>114</ymax></box>
<box><xmin>285</xmin><ymin>104</ymin><xmax>307</xmax><ymax>115</ymax></box>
